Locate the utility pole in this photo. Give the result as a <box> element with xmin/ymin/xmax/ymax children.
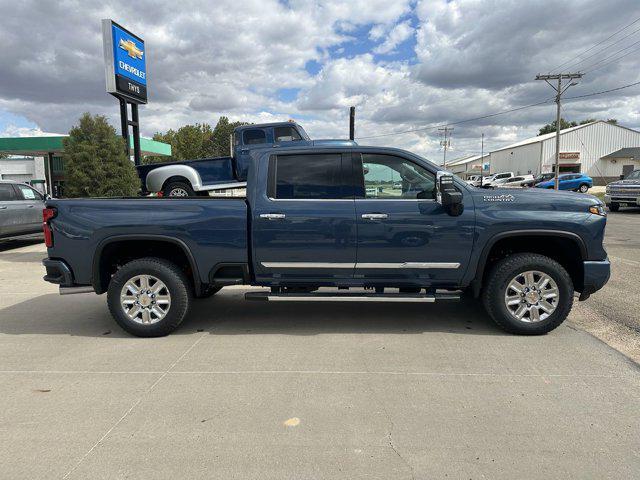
<box><xmin>439</xmin><ymin>126</ymin><xmax>453</xmax><ymax>169</ymax></box>
<box><xmin>535</xmin><ymin>73</ymin><xmax>583</xmax><ymax>189</ymax></box>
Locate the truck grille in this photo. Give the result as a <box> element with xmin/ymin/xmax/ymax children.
<box><xmin>610</xmin><ymin>186</ymin><xmax>640</xmax><ymax>195</ymax></box>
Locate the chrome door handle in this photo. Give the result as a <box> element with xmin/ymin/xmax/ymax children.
<box><xmin>27</xmin><ymin>205</ymin><xmax>35</xmax><ymax>208</ymax></box>
<box><xmin>260</xmin><ymin>213</ymin><xmax>286</xmax><ymax>220</ymax></box>
<box><xmin>361</xmin><ymin>213</ymin><xmax>388</xmax><ymax>220</ymax></box>
<box><xmin>0</xmin><ymin>206</ymin><xmax>7</xmax><ymax>210</ymax></box>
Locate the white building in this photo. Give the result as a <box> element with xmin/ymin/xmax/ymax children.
<box><xmin>448</xmin><ymin>154</ymin><xmax>489</xmax><ymax>179</ymax></box>
<box><xmin>489</xmin><ymin>121</ymin><xmax>640</xmax><ymax>185</ymax></box>
<box><xmin>0</xmin><ymin>156</ymin><xmax>46</xmax><ymax>183</ymax></box>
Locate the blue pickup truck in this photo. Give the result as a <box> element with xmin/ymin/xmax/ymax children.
<box><xmin>42</xmin><ymin>144</ymin><xmax>610</xmax><ymax>337</ymax></box>
<box><xmin>136</xmin><ymin>121</ymin><xmax>355</xmax><ymax>196</ymax></box>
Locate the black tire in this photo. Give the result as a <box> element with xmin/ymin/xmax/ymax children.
<box><xmin>196</xmin><ymin>285</ymin><xmax>222</xmax><ymax>299</ymax></box>
<box><xmin>608</xmin><ymin>203</ymin><xmax>619</xmax><ymax>212</ymax></box>
<box><xmin>482</xmin><ymin>253</ymin><xmax>574</xmax><ymax>335</ymax></box>
<box><xmin>164</xmin><ymin>181</ymin><xmax>195</xmax><ymax>197</ymax></box>
<box><xmin>578</xmin><ymin>184</ymin><xmax>589</xmax><ymax>193</ymax></box>
<box><xmin>107</xmin><ymin>257</ymin><xmax>191</xmax><ymax>337</ymax></box>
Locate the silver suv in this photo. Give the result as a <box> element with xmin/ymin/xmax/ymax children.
<box><xmin>0</xmin><ymin>180</ymin><xmax>45</xmax><ymax>239</ymax></box>
<box><xmin>605</xmin><ymin>169</ymin><xmax>640</xmax><ymax>211</ymax></box>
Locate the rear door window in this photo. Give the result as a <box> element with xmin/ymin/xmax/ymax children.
<box><xmin>15</xmin><ymin>185</ymin><xmax>42</xmax><ymax>200</ymax></box>
<box><xmin>270</xmin><ymin>154</ymin><xmax>349</xmax><ymax>199</ymax></box>
<box><xmin>243</xmin><ymin>129</ymin><xmax>267</xmax><ymax>145</ymax></box>
<box><xmin>0</xmin><ymin>184</ymin><xmax>17</xmax><ymax>201</ymax></box>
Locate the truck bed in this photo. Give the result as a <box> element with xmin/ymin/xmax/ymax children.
<box><xmin>47</xmin><ymin>197</ymin><xmax>248</xmax><ymax>288</ymax></box>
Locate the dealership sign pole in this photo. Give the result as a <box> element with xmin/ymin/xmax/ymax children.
<box><xmin>102</xmin><ymin>19</ymin><xmax>148</xmax><ymax>166</ymax></box>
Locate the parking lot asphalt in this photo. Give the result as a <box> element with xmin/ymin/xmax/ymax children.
<box><xmin>0</xmin><ymin>213</ymin><xmax>639</xmax><ymax>479</ymax></box>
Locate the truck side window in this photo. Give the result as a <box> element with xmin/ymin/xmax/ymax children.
<box><xmin>360</xmin><ymin>154</ymin><xmax>436</xmax><ymax>200</ymax></box>
<box><xmin>272</xmin><ymin>154</ymin><xmax>347</xmax><ymax>199</ymax></box>
<box><xmin>243</xmin><ymin>129</ymin><xmax>267</xmax><ymax>145</ymax></box>
<box><xmin>274</xmin><ymin>126</ymin><xmax>302</xmax><ymax>142</ymax></box>
<box><xmin>0</xmin><ymin>184</ymin><xmax>17</xmax><ymax>201</ymax></box>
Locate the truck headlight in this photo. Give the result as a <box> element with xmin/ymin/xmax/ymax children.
<box><xmin>589</xmin><ymin>204</ymin><xmax>606</xmax><ymax>216</ymax></box>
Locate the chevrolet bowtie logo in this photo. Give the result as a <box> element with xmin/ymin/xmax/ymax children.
<box><xmin>119</xmin><ymin>38</ymin><xmax>143</xmax><ymax>59</ymax></box>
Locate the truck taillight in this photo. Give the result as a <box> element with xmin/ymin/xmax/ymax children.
<box><xmin>43</xmin><ymin>207</ymin><xmax>57</xmax><ymax>247</ymax></box>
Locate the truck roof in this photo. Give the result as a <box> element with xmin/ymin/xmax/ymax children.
<box><xmin>234</xmin><ymin>121</ymin><xmax>301</xmax><ymax>131</ymax></box>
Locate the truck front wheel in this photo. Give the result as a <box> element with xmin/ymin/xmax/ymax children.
<box><xmin>482</xmin><ymin>253</ymin><xmax>574</xmax><ymax>335</ymax></box>
<box><xmin>107</xmin><ymin>257</ymin><xmax>191</xmax><ymax>337</ymax></box>
<box><xmin>608</xmin><ymin>203</ymin><xmax>619</xmax><ymax>212</ymax></box>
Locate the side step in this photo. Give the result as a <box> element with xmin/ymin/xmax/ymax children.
<box><xmin>244</xmin><ymin>291</ymin><xmax>460</xmax><ymax>303</ymax></box>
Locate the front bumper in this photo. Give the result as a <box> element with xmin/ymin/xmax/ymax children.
<box><xmin>580</xmin><ymin>258</ymin><xmax>611</xmax><ymax>299</ymax></box>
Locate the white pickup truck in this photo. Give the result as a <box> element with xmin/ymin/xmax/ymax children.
<box><xmin>605</xmin><ymin>169</ymin><xmax>640</xmax><ymax>211</ymax></box>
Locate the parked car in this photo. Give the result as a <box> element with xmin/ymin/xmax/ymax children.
<box><xmin>136</xmin><ymin>121</ymin><xmax>355</xmax><ymax>197</ymax></box>
<box><xmin>536</xmin><ymin>173</ymin><xmax>593</xmax><ymax>192</ymax></box>
<box><xmin>42</xmin><ymin>144</ymin><xmax>610</xmax><ymax>338</ymax></box>
<box><xmin>501</xmin><ymin>175</ymin><xmax>535</xmax><ymax>188</ymax></box>
<box><xmin>482</xmin><ymin>172</ymin><xmax>514</xmax><ymax>188</ymax></box>
<box><xmin>465</xmin><ymin>175</ymin><xmax>482</xmax><ymax>187</ymax></box>
<box><xmin>605</xmin><ymin>169</ymin><xmax>640</xmax><ymax>211</ymax></box>
<box><xmin>0</xmin><ymin>180</ymin><xmax>45</xmax><ymax>240</ymax></box>
<box><xmin>521</xmin><ymin>172</ymin><xmax>555</xmax><ymax>188</ymax></box>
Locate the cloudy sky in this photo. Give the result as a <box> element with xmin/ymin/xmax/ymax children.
<box><xmin>1</xmin><ymin>0</ymin><xmax>639</xmax><ymax>162</ymax></box>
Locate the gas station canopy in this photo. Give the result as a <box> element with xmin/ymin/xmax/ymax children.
<box><xmin>0</xmin><ymin>135</ymin><xmax>171</xmax><ymax>157</ymax></box>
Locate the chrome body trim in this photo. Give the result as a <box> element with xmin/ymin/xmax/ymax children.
<box><xmin>265</xmin><ymin>295</ymin><xmax>436</xmax><ymax>303</ymax></box>
<box><xmin>260</xmin><ymin>262</ymin><xmax>461</xmax><ymax>269</ymax></box>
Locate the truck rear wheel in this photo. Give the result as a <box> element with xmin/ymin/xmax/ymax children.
<box><xmin>482</xmin><ymin>253</ymin><xmax>573</xmax><ymax>335</ymax></box>
<box><xmin>164</xmin><ymin>181</ymin><xmax>195</xmax><ymax>197</ymax></box>
<box><xmin>107</xmin><ymin>257</ymin><xmax>191</xmax><ymax>337</ymax></box>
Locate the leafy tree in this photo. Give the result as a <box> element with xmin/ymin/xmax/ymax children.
<box><xmin>210</xmin><ymin>116</ymin><xmax>249</xmax><ymax>157</ymax></box>
<box><xmin>63</xmin><ymin>113</ymin><xmax>139</xmax><ymax>198</ymax></box>
<box><xmin>538</xmin><ymin>118</ymin><xmax>577</xmax><ymax>135</ymax></box>
<box><xmin>144</xmin><ymin>117</ymin><xmax>249</xmax><ymax>164</ymax></box>
<box><xmin>539</xmin><ymin>117</ymin><xmax>619</xmax><ymax>135</ymax></box>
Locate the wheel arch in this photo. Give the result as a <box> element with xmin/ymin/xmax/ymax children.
<box><xmin>92</xmin><ymin>235</ymin><xmax>203</xmax><ymax>296</ymax></box>
<box><xmin>471</xmin><ymin>230</ymin><xmax>587</xmax><ymax>297</ymax></box>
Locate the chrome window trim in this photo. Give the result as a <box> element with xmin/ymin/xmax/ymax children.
<box><xmin>266</xmin><ymin>197</ymin><xmax>355</xmax><ymax>202</ymax></box>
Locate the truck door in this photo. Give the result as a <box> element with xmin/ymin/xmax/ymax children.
<box><xmin>353</xmin><ymin>152</ymin><xmax>474</xmax><ymax>285</ymax></box>
<box><xmin>252</xmin><ymin>152</ymin><xmax>357</xmax><ymax>284</ymax></box>
<box><xmin>13</xmin><ymin>184</ymin><xmax>44</xmax><ymax>234</ymax></box>
<box><xmin>0</xmin><ymin>183</ymin><xmax>24</xmax><ymax>237</ymax></box>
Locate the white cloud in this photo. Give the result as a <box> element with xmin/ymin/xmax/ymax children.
<box><xmin>373</xmin><ymin>20</ymin><xmax>414</xmax><ymax>55</ymax></box>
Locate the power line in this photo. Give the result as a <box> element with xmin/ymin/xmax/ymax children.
<box><xmin>355</xmin><ymin>78</ymin><xmax>640</xmax><ymax>140</ymax></box>
<box><xmin>580</xmin><ymin>37</ymin><xmax>640</xmax><ymax>73</ymax></box>
<box><xmin>356</xmin><ymin>98</ymin><xmax>555</xmax><ymax>139</ymax></box>
<box><xmin>548</xmin><ymin>15</ymin><xmax>640</xmax><ymax>73</ymax></box>
<box><xmin>558</xmin><ymin>25</ymin><xmax>640</xmax><ymax>72</ymax></box>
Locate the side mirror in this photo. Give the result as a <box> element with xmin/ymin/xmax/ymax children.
<box><xmin>436</xmin><ymin>172</ymin><xmax>463</xmax><ymax>216</ymax></box>
<box><xmin>620</xmin><ymin>174</ymin><xmax>625</xmax><ymax>180</ymax></box>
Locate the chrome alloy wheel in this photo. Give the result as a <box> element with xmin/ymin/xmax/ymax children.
<box><xmin>120</xmin><ymin>275</ymin><xmax>171</xmax><ymax>325</ymax></box>
<box><xmin>504</xmin><ymin>270</ymin><xmax>559</xmax><ymax>323</ymax></box>
<box><xmin>169</xmin><ymin>188</ymin><xmax>189</xmax><ymax>197</ymax></box>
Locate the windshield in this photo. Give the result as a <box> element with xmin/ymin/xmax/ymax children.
<box><xmin>625</xmin><ymin>170</ymin><xmax>640</xmax><ymax>180</ymax></box>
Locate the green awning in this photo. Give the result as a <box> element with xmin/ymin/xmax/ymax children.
<box><xmin>0</xmin><ymin>135</ymin><xmax>171</xmax><ymax>157</ymax></box>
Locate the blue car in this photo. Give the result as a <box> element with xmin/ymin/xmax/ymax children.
<box><xmin>536</xmin><ymin>173</ymin><xmax>593</xmax><ymax>192</ymax></box>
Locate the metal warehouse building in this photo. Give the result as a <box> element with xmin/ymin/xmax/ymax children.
<box><xmin>489</xmin><ymin>121</ymin><xmax>640</xmax><ymax>185</ymax></box>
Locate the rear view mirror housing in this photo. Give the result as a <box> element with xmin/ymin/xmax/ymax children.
<box><xmin>436</xmin><ymin>172</ymin><xmax>464</xmax><ymax>216</ymax></box>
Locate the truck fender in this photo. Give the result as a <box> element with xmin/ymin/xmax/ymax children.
<box><xmin>145</xmin><ymin>164</ymin><xmax>203</xmax><ymax>193</ymax></box>
<box><xmin>469</xmin><ymin>229</ymin><xmax>587</xmax><ymax>297</ymax></box>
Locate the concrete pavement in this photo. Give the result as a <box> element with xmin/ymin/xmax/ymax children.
<box><xmin>0</xmin><ymin>230</ymin><xmax>638</xmax><ymax>479</ymax></box>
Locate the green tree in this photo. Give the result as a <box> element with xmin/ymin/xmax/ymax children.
<box><xmin>210</xmin><ymin>116</ymin><xmax>249</xmax><ymax>157</ymax></box>
<box><xmin>63</xmin><ymin>113</ymin><xmax>139</xmax><ymax>198</ymax></box>
<box><xmin>538</xmin><ymin>118</ymin><xmax>577</xmax><ymax>135</ymax></box>
<box><xmin>144</xmin><ymin>117</ymin><xmax>249</xmax><ymax>164</ymax></box>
